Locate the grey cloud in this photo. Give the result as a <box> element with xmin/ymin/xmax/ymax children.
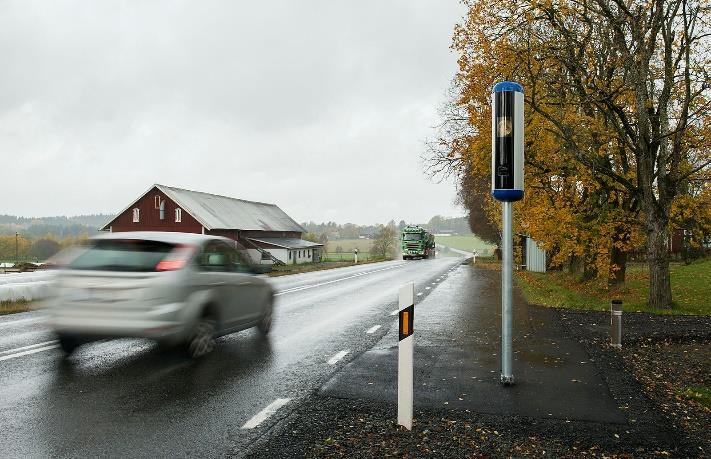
<box><xmin>1</xmin><ymin>0</ymin><xmax>465</xmax><ymax>224</ymax></box>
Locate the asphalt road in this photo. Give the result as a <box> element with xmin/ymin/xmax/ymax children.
<box><xmin>0</xmin><ymin>257</ymin><xmax>464</xmax><ymax>458</ymax></box>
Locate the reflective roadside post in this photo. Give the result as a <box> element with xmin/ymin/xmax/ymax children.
<box><xmin>491</xmin><ymin>81</ymin><xmax>525</xmax><ymax>385</ymax></box>
<box><xmin>354</xmin><ymin>248</ymin><xmax>359</xmax><ymax>264</ymax></box>
<box><xmin>398</xmin><ymin>282</ymin><xmax>414</xmax><ymax>429</ymax></box>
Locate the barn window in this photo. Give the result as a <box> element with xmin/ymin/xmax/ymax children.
<box><xmin>175</xmin><ymin>208</ymin><xmax>182</xmax><ymax>222</ymax></box>
<box><xmin>132</xmin><ymin>208</ymin><xmax>140</xmax><ymax>223</ymax></box>
<box><xmin>159</xmin><ymin>201</ymin><xmax>165</xmax><ymax>220</ymax></box>
<box><xmin>288</xmin><ymin>251</ymin><xmax>292</xmax><ymax>260</ymax></box>
<box><xmin>154</xmin><ymin>195</ymin><xmax>161</xmax><ymax>209</ymax></box>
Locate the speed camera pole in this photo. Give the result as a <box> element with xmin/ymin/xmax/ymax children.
<box><xmin>491</xmin><ymin>81</ymin><xmax>525</xmax><ymax>385</ymax></box>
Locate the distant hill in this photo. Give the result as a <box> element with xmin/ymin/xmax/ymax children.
<box><xmin>0</xmin><ymin>214</ymin><xmax>115</xmax><ymax>238</ymax></box>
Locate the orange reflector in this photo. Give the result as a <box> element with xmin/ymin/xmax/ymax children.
<box><xmin>402</xmin><ymin>311</ymin><xmax>409</xmax><ymax>335</ymax></box>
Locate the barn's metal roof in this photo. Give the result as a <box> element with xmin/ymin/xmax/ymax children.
<box><xmin>248</xmin><ymin>238</ymin><xmax>322</xmax><ymax>249</ymax></box>
<box><xmin>101</xmin><ymin>184</ymin><xmax>305</xmax><ymax>232</ymax></box>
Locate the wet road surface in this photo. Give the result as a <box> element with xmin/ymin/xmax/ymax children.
<box><xmin>0</xmin><ymin>257</ymin><xmax>464</xmax><ymax>458</ymax></box>
<box><xmin>322</xmin><ymin>264</ymin><xmax>624</xmax><ymax>423</ymax></box>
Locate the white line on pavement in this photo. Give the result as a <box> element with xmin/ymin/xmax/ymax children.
<box><xmin>0</xmin><ymin>344</ymin><xmax>59</xmax><ymax>362</ymax></box>
<box><xmin>0</xmin><ymin>317</ymin><xmax>41</xmax><ymax>328</ymax></box>
<box><xmin>0</xmin><ymin>340</ymin><xmax>58</xmax><ymax>356</ymax></box>
<box><xmin>327</xmin><ymin>350</ymin><xmax>349</xmax><ymax>365</ymax></box>
<box><xmin>241</xmin><ymin>398</ymin><xmax>291</xmax><ymax>429</ymax></box>
<box><xmin>275</xmin><ymin>264</ymin><xmax>405</xmax><ymax>296</ymax></box>
<box><xmin>417</xmin><ymin>292</ymin><xmax>423</xmax><ymax>296</ymax></box>
<box><xmin>366</xmin><ymin>325</ymin><xmax>381</xmax><ymax>334</ymax></box>
<box><xmin>390</xmin><ymin>309</ymin><xmax>399</xmax><ymax>316</ymax></box>
<box><xmin>425</xmin><ymin>287</ymin><xmax>431</xmax><ymax>290</ymax></box>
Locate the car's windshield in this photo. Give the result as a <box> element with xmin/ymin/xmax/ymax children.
<box><xmin>403</xmin><ymin>233</ymin><xmax>423</xmax><ymax>241</ymax></box>
<box><xmin>67</xmin><ymin>239</ymin><xmax>177</xmax><ymax>272</ymax></box>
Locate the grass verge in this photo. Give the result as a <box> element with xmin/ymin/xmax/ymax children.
<box><xmin>0</xmin><ymin>298</ymin><xmax>33</xmax><ymax>315</ymax></box>
<box><xmin>677</xmin><ymin>386</ymin><xmax>711</xmax><ymax>409</ymax></box>
<box><xmin>513</xmin><ymin>259</ymin><xmax>710</xmax><ymax>315</ymax></box>
<box><xmin>266</xmin><ymin>258</ymin><xmax>390</xmax><ymax>277</ymax></box>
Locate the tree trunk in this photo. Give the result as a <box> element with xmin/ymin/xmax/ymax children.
<box><xmin>647</xmin><ymin>215</ymin><xmax>673</xmax><ymax>309</ymax></box>
<box><xmin>609</xmin><ymin>246</ymin><xmax>627</xmax><ymax>286</ymax></box>
<box><xmin>609</xmin><ymin>229</ymin><xmax>629</xmax><ymax>287</ymax></box>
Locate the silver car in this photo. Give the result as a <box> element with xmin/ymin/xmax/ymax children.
<box><xmin>43</xmin><ymin>232</ymin><xmax>274</xmax><ymax>358</ymax></box>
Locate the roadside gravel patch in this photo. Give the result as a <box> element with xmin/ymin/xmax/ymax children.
<box><xmin>243</xmin><ymin>308</ymin><xmax>709</xmax><ymax>458</ymax></box>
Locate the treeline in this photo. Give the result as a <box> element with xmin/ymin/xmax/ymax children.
<box><xmin>301</xmin><ymin>215</ymin><xmax>469</xmax><ymax>240</ymax></box>
<box><xmin>0</xmin><ymin>214</ymin><xmax>112</xmax><ymax>238</ymax></box>
<box><xmin>0</xmin><ymin>234</ymin><xmax>88</xmax><ymax>263</ymax></box>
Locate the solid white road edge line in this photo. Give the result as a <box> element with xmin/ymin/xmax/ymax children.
<box><xmin>390</xmin><ymin>309</ymin><xmax>399</xmax><ymax>316</ymax></box>
<box><xmin>275</xmin><ymin>263</ymin><xmax>405</xmax><ymax>296</ymax></box>
<box><xmin>241</xmin><ymin>398</ymin><xmax>291</xmax><ymax>429</ymax></box>
<box><xmin>327</xmin><ymin>350</ymin><xmax>349</xmax><ymax>365</ymax></box>
<box><xmin>0</xmin><ymin>340</ymin><xmax>58</xmax><ymax>356</ymax></box>
<box><xmin>0</xmin><ymin>317</ymin><xmax>41</xmax><ymax>328</ymax></box>
<box><xmin>0</xmin><ymin>344</ymin><xmax>59</xmax><ymax>362</ymax></box>
<box><xmin>366</xmin><ymin>325</ymin><xmax>381</xmax><ymax>334</ymax></box>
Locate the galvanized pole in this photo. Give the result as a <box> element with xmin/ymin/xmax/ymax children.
<box><xmin>501</xmin><ymin>202</ymin><xmax>514</xmax><ymax>384</ymax></box>
<box><xmin>610</xmin><ymin>300</ymin><xmax>623</xmax><ymax>349</ymax></box>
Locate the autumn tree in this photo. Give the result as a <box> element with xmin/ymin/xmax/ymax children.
<box><xmin>30</xmin><ymin>237</ymin><xmax>61</xmax><ymax>261</ymax></box>
<box><xmin>433</xmin><ymin>0</ymin><xmax>710</xmax><ymax>307</ymax></box>
<box><xmin>371</xmin><ymin>224</ymin><xmax>398</xmax><ymax>258</ymax></box>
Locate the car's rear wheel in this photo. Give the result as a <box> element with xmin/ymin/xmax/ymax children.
<box><xmin>257</xmin><ymin>303</ymin><xmax>273</xmax><ymax>335</ymax></box>
<box><xmin>185</xmin><ymin>314</ymin><xmax>216</xmax><ymax>358</ymax></box>
<box><xmin>58</xmin><ymin>335</ymin><xmax>80</xmax><ymax>355</ymax></box>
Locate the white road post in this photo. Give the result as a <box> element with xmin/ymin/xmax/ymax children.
<box><xmin>354</xmin><ymin>248</ymin><xmax>358</xmax><ymax>264</ymax></box>
<box><xmin>398</xmin><ymin>282</ymin><xmax>414</xmax><ymax>430</ymax></box>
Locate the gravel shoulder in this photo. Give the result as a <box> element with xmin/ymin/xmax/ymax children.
<box><xmin>243</xmin><ymin>309</ymin><xmax>710</xmax><ymax>458</ymax></box>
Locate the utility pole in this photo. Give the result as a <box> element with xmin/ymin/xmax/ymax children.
<box><xmin>15</xmin><ymin>231</ymin><xmax>19</xmax><ymax>265</ymax></box>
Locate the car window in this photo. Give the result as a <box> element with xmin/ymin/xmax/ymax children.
<box><xmin>230</xmin><ymin>246</ymin><xmax>254</xmax><ymax>273</ymax></box>
<box><xmin>198</xmin><ymin>241</ymin><xmax>232</xmax><ymax>272</ymax></box>
<box><xmin>198</xmin><ymin>240</ymin><xmax>253</xmax><ymax>273</ymax></box>
<box><xmin>67</xmin><ymin>239</ymin><xmax>176</xmax><ymax>272</ymax></box>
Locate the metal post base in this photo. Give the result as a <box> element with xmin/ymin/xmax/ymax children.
<box><xmin>500</xmin><ymin>374</ymin><xmax>515</xmax><ymax>385</ymax></box>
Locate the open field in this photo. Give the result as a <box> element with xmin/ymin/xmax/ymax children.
<box><xmin>514</xmin><ymin>259</ymin><xmax>711</xmax><ymax>315</ymax></box>
<box><xmin>435</xmin><ymin>234</ymin><xmax>495</xmax><ymax>255</ymax></box>
<box><xmin>325</xmin><ymin>239</ymin><xmax>375</xmax><ymax>253</ymax></box>
<box><xmin>322</xmin><ymin>252</ymin><xmax>377</xmax><ymax>262</ymax></box>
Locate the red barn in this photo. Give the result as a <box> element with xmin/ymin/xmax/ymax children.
<box><xmin>100</xmin><ymin>184</ymin><xmax>321</xmax><ymax>265</ymax></box>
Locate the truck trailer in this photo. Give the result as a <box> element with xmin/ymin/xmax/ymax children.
<box><xmin>401</xmin><ymin>226</ymin><xmax>435</xmax><ymax>260</ymax></box>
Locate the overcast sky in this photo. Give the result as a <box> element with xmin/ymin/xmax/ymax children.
<box><xmin>1</xmin><ymin>1</ymin><xmax>465</xmax><ymax>225</ymax></box>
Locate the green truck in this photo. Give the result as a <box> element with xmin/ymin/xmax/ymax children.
<box><xmin>401</xmin><ymin>225</ymin><xmax>436</xmax><ymax>260</ymax></box>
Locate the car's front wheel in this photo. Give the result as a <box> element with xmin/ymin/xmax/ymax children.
<box><xmin>185</xmin><ymin>314</ymin><xmax>216</xmax><ymax>358</ymax></box>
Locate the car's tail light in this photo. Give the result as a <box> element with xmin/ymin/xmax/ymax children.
<box><xmin>156</xmin><ymin>245</ymin><xmax>197</xmax><ymax>272</ymax></box>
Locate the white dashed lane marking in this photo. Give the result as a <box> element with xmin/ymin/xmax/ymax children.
<box><xmin>241</xmin><ymin>398</ymin><xmax>291</xmax><ymax>429</ymax></box>
<box><xmin>366</xmin><ymin>325</ymin><xmax>381</xmax><ymax>334</ymax></box>
<box><xmin>327</xmin><ymin>350</ymin><xmax>349</xmax><ymax>365</ymax></box>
